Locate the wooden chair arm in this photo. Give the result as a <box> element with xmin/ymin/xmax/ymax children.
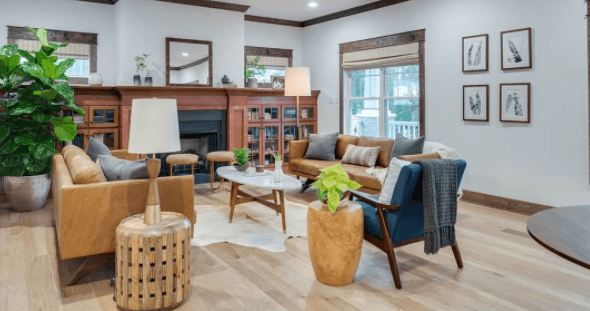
<box><xmin>349</xmin><ymin>191</ymin><xmax>400</xmax><ymax>211</ymax></box>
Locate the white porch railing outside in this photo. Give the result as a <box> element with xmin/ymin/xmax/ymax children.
<box><xmin>387</xmin><ymin>121</ymin><xmax>420</xmax><ymax>139</ymax></box>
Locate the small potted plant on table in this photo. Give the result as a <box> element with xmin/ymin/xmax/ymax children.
<box><xmin>307</xmin><ymin>164</ymin><xmax>363</xmax><ymax>286</ymax></box>
<box><xmin>232</xmin><ymin>148</ymin><xmax>249</xmax><ymax>172</ymax></box>
<box><xmin>244</xmin><ymin>56</ymin><xmax>266</xmax><ymax>89</ymax></box>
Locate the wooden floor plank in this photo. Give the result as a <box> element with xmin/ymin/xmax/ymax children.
<box><xmin>1</xmin><ymin>183</ymin><xmax>589</xmax><ymax>311</ymax></box>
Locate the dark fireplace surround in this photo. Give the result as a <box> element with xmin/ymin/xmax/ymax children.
<box><xmin>159</xmin><ymin>110</ymin><xmax>227</xmax><ymax>184</ymax></box>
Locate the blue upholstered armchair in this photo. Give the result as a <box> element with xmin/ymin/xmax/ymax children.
<box><xmin>350</xmin><ymin>160</ymin><xmax>467</xmax><ymax>289</ymax></box>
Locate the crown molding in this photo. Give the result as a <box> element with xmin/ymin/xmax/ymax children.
<box><xmin>303</xmin><ymin>0</ymin><xmax>409</xmax><ymax>27</ymax></box>
<box><xmin>245</xmin><ymin>15</ymin><xmax>304</xmax><ymax>28</ymax></box>
<box><xmin>157</xmin><ymin>0</ymin><xmax>249</xmax><ymax>12</ymax></box>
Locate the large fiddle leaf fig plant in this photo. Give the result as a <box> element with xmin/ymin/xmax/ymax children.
<box><xmin>312</xmin><ymin>164</ymin><xmax>361</xmax><ymax>213</ymax></box>
<box><xmin>0</xmin><ymin>27</ymin><xmax>83</xmax><ymax>177</ymax></box>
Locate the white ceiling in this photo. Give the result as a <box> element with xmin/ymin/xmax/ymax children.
<box><xmin>169</xmin><ymin>42</ymin><xmax>209</xmax><ymax>67</ymax></box>
<box><xmin>220</xmin><ymin>0</ymin><xmax>376</xmax><ymax>21</ymax></box>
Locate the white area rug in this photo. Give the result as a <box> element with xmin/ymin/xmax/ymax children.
<box><xmin>192</xmin><ymin>200</ymin><xmax>308</xmax><ymax>252</ymax></box>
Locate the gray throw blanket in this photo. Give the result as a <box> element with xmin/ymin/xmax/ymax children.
<box><xmin>415</xmin><ymin>159</ymin><xmax>458</xmax><ymax>255</ymax></box>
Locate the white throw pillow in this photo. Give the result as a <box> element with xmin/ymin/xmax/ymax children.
<box><xmin>378</xmin><ymin>158</ymin><xmax>411</xmax><ymax>204</ymax></box>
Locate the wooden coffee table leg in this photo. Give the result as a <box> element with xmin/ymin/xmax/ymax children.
<box><xmin>229</xmin><ymin>182</ymin><xmax>239</xmax><ymax>223</ymax></box>
<box><xmin>273</xmin><ymin>190</ymin><xmax>279</xmax><ymax>215</ymax></box>
<box><xmin>169</xmin><ymin>165</ymin><xmax>173</xmax><ymax>176</ymax></box>
<box><xmin>279</xmin><ymin>190</ymin><xmax>286</xmax><ymax>234</ymax></box>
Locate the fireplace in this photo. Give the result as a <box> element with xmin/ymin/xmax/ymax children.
<box><xmin>160</xmin><ymin>110</ymin><xmax>226</xmax><ymax>184</ymax></box>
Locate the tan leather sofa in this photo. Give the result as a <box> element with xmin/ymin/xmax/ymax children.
<box><xmin>52</xmin><ymin>150</ymin><xmax>196</xmax><ymax>261</ymax></box>
<box><xmin>289</xmin><ymin>135</ymin><xmax>395</xmax><ymax>194</ymax></box>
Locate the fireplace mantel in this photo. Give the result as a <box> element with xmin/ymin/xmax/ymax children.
<box><xmin>71</xmin><ymin>86</ymin><xmax>320</xmax><ymax>151</ymax></box>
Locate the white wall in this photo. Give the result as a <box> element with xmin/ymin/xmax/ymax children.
<box><xmin>245</xmin><ymin>21</ymin><xmax>304</xmax><ymax>67</ymax></box>
<box><xmin>115</xmin><ymin>0</ymin><xmax>244</xmax><ymax>87</ymax></box>
<box><xmin>1</xmin><ymin>0</ymin><xmax>117</xmax><ymax>85</ymax></box>
<box><xmin>303</xmin><ymin>0</ymin><xmax>589</xmax><ymax>207</ymax></box>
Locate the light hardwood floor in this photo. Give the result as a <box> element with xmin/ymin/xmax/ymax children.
<box><xmin>1</xmin><ymin>184</ymin><xmax>590</xmax><ymax>311</ymax></box>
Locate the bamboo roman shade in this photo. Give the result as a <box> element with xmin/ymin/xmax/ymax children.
<box><xmin>15</xmin><ymin>39</ymin><xmax>91</xmax><ymax>60</ymax></box>
<box><xmin>342</xmin><ymin>42</ymin><xmax>419</xmax><ymax>71</ymax></box>
<box><xmin>246</xmin><ymin>55</ymin><xmax>289</xmax><ymax>70</ymax></box>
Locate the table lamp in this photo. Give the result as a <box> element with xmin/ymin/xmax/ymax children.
<box><xmin>285</xmin><ymin>67</ymin><xmax>311</xmax><ymax>139</ymax></box>
<box><xmin>128</xmin><ymin>98</ymin><xmax>181</xmax><ymax>225</ymax></box>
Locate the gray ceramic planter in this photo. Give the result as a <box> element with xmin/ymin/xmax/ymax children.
<box><xmin>4</xmin><ymin>174</ymin><xmax>51</xmax><ymax>212</ymax></box>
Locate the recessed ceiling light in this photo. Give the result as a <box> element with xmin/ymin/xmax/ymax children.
<box><xmin>308</xmin><ymin>2</ymin><xmax>318</xmax><ymax>8</ymax></box>
<box><xmin>182</xmin><ymin>52</ymin><xmax>189</xmax><ymax>56</ymax></box>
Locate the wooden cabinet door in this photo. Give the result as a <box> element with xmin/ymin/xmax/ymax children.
<box><xmin>61</xmin><ymin>107</ymin><xmax>89</xmax><ymax>128</ymax></box>
<box><xmin>300</xmin><ymin>123</ymin><xmax>315</xmax><ymax>140</ymax></box>
<box><xmin>262</xmin><ymin>124</ymin><xmax>280</xmax><ymax>167</ymax></box>
<box><xmin>247</xmin><ymin>125</ymin><xmax>262</xmax><ymax>166</ymax></box>
<box><xmin>89</xmin><ymin>106</ymin><xmax>119</xmax><ymax>128</ymax></box>
<box><xmin>282</xmin><ymin>106</ymin><xmax>297</xmax><ymax>122</ymax></box>
<box><xmin>283</xmin><ymin>124</ymin><xmax>297</xmax><ymax>164</ymax></box>
<box><xmin>88</xmin><ymin>128</ymin><xmax>119</xmax><ymax>150</ymax></box>
<box><xmin>262</xmin><ymin>106</ymin><xmax>280</xmax><ymax>123</ymax></box>
<box><xmin>300</xmin><ymin>106</ymin><xmax>316</xmax><ymax>121</ymax></box>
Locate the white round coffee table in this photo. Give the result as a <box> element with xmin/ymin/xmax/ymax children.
<box><xmin>217</xmin><ymin>166</ymin><xmax>302</xmax><ymax>233</ymax></box>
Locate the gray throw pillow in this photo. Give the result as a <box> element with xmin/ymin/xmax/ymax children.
<box><xmin>391</xmin><ymin>134</ymin><xmax>425</xmax><ymax>159</ymax></box>
<box><xmin>97</xmin><ymin>155</ymin><xmax>149</xmax><ymax>181</ymax></box>
<box><xmin>86</xmin><ymin>137</ymin><xmax>112</xmax><ymax>162</ymax></box>
<box><xmin>303</xmin><ymin>132</ymin><xmax>339</xmax><ymax>161</ymax></box>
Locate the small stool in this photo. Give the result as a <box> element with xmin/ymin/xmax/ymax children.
<box><xmin>206</xmin><ymin>151</ymin><xmax>235</xmax><ymax>192</ymax></box>
<box><xmin>166</xmin><ymin>154</ymin><xmax>200</xmax><ymax>176</ymax></box>
<box><xmin>115</xmin><ymin>212</ymin><xmax>191</xmax><ymax>311</ymax></box>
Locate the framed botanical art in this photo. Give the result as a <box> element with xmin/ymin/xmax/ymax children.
<box><xmin>500</xmin><ymin>83</ymin><xmax>531</xmax><ymax>123</ymax></box>
<box><xmin>462</xmin><ymin>34</ymin><xmax>488</xmax><ymax>72</ymax></box>
<box><xmin>501</xmin><ymin>28</ymin><xmax>532</xmax><ymax>70</ymax></box>
<box><xmin>463</xmin><ymin>85</ymin><xmax>489</xmax><ymax>121</ymax></box>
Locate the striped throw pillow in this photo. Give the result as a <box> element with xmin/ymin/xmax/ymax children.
<box><xmin>341</xmin><ymin>145</ymin><xmax>381</xmax><ymax>167</ymax></box>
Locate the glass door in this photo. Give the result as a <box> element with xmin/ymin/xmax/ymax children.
<box><xmin>283</xmin><ymin>106</ymin><xmax>297</xmax><ymax>122</ymax></box>
<box><xmin>283</xmin><ymin>124</ymin><xmax>297</xmax><ymax>163</ymax></box>
<box><xmin>61</xmin><ymin>107</ymin><xmax>88</xmax><ymax>128</ymax></box>
<box><xmin>300</xmin><ymin>106</ymin><xmax>315</xmax><ymax>121</ymax></box>
<box><xmin>263</xmin><ymin>125</ymin><xmax>280</xmax><ymax>166</ymax></box>
<box><xmin>247</xmin><ymin>126</ymin><xmax>261</xmax><ymax>166</ymax></box>
<box><xmin>247</xmin><ymin>107</ymin><xmax>261</xmax><ymax>122</ymax></box>
<box><xmin>89</xmin><ymin>129</ymin><xmax>119</xmax><ymax>150</ymax></box>
<box><xmin>300</xmin><ymin>123</ymin><xmax>315</xmax><ymax>140</ymax></box>
<box><xmin>262</xmin><ymin>106</ymin><xmax>280</xmax><ymax>122</ymax></box>
<box><xmin>89</xmin><ymin>106</ymin><xmax>118</xmax><ymax>128</ymax></box>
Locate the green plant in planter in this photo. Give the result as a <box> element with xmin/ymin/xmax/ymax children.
<box><xmin>244</xmin><ymin>56</ymin><xmax>266</xmax><ymax>80</ymax></box>
<box><xmin>312</xmin><ymin>164</ymin><xmax>361</xmax><ymax>213</ymax></box>
<box><xmin>232</xmin><ymin>148</ymin><xmax>249</xmax><ymax>166</ymax></box>
<box><xmin>0</xmin><ymin>27</ymin><xmax>82</xmax><ymax>177</ymax></box>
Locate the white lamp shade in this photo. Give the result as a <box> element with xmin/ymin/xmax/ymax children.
<box><xmin>285</xmin><ymin>67</ymin><xmax>311</xmax><ymax>97</ymax></box>
<box><xmin>128</xmin><ymin>98</ymin><xmax>181</xmax><ymax>154</ymax></box>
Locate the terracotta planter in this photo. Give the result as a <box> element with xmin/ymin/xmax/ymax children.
<box><xmin>307</xmin><ymin>199</ymin><xmax>364</xmax><ymax>286</ymax></box>
<box><xmin>4</xmin><ymin>174</ymin><xmax>51</xmax><ymax>212</ymax></box>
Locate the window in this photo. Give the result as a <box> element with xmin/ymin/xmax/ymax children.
<box><xmin>245</xmin><ymin>46</ymin><xmax>293</xmax><ymax>88</ymax></box>
<box><xmin>7</xmin><ymin>26</ymin><xmax>98</xmax><ymax>85</ymax></box>
<box><xmin>340</xmin><ymin>30</ymin><xmax>425</xmax><ymax>138</ymax></box>
<box><xmin>347</xmin><ymin>65</ymin><xmax>420</xmax><ymax>139</ymax></box>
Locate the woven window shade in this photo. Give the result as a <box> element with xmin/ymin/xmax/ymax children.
<box><xmin>15</xmin><ymin>39</ymin><xmax>91</xmax><ymax>60</ymax></box>
<box><xmin>246</xmin><ymin>55</ymin><xmax>289</xmax><ymax>70</ymax></box>
<box><xmin>342</xmin><ymin>42</ymin><xmax>419</xmax><ymax>71</ymax></box>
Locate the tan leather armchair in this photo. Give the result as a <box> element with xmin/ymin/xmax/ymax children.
<box><xmin>52</xmin><ymin>150</ymin><xmax>195</xmax><ymax>284</ymax></box>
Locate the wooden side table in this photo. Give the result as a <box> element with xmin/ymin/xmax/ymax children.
<box><xmin>115</xmin><ymin>212</ymin><xmax>191</xmax><ymax>311</ymax></box>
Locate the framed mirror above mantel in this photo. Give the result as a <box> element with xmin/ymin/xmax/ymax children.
<box><xmin>166</xmin><ymin>37</ymin><xmax>213</xmax><ymax>87</ymax></box>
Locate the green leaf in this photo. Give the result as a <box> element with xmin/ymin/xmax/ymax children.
<box><xmin>24</xmin><ymin>155</ymin><xmax>47</xmax><ymax>176</ymax></box>
<box><xmin>26</xmin><ymin>27</ymin><xmax>49</xmax><ymax>46</ymax></box>
<box><xmin>0</xmin><ymin>126</ymin><xmax>10</xmax><ymax>143</ymax></box>
<box><xmin>6</xmin><ymin>164</ymin><xmax>25</xmax><ymax>177</ymax></box>
<box><xmin>33</xmin><ymin>89</ymin><xmax>58</xmax><ymax>100</ymax></box>
<box><xmin>29</xmin><ymin>141</ymin><xmax>55</xmax><ymax>160</ymax></box>
<box><xmin>7</xmin><ymin>54</ymin><xmax>21</xmax><ymax>73</ymax></box>
<box><xmin>21</xmin><ymin>62</ymin><xmax>48</xmax><ymax>83</ymax></box>
<box><xmin>14</xmin><ymin>133</ymin><xmax>36</xmax><ymax>146</ymax></box>
<box><xmin>51</xmin><ymin>117</ymin><xmax>77</xmax><ymax>142</ymax></box>
<box><xmin>327</xmin><ymin>188</ymin><xmax>340</xmax><ymax>213</ymax></box>
<box><xmin>0</xmin><ymin>44</ymin><xmax>19</xmax><ymax>57</ymax></box>
<box><xmin>32</xmin><ymin>112</ymin><xmax>54</xmax><ymax>123</ymax></box>
<box><xmin>41</xmin><ymin>58</ymin><xmax>57</xmax><ymax>80</ymax></box>
<box><xmin>56</xmin><ymin>58</ymin><xmax>75</xmax><ymax>78</ymax></box>
<box><xmin>8</xmin><ymin>103</ymin><xmax>38</xmax><ymax>115</ymax></box>
<box><xmin>0</xmin><ymin>137</ymin><xmax>19</xmax><ymax>155</ymax></box>
<box><xmin>18</xmin><ymin>50</ymin><xmax>35</xmax><ymax>63</ymax></box>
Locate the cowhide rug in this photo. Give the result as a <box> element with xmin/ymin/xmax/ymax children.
<box><xmin>191</xmin><ymin>200</ymin><xmax>308</xmax><ymax>252</ymax></box>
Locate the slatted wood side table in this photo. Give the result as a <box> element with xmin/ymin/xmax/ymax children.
<box><xmin>115</xmin><ymin>212</ymin><xmax>191</xmax><ymax>311</ymax></box>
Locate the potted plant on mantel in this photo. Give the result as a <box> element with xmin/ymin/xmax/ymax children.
<box><xmin>308</xmin><ymin>163</ymin><xmax>364</xmax><ymax>286</ymax></box>
<box><xmin>0</xmin><ymin>27</ymin><xmax>82</xmax><ymax>212</ymax></box>
<box><xmin>244</xmin><ymin>56</ymin><xmax>266</xmax><ymax>89</ymax></box>
<box><xmin>232</xmin><ymin>148</ymin><xmax>249</xmax><ymax>172</ymax></box>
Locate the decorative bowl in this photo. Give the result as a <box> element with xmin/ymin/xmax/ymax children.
<box><xmin>234</xmin><ymin>163</ymin><xmax>249</xmax><ymax>172</ymax></box>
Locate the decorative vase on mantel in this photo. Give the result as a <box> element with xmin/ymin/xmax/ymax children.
<box><xmin>88</xmin><ymin>73</ymin><xmax>103</xmax><ymax>86</ymax></box>
<box><xmin>274</xmin><ymin>160</ymin><xmax>284</xmax><ymax>183</ymax></box>
<box><xmin>133</xmin><ymin>74</ymin><xmax>142</xmax><ymax>86</ymax></box>
<box><xmin>246</xmin><ymin>77</ymin><xmax>258</xmax><ymax>89</ymax></box>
